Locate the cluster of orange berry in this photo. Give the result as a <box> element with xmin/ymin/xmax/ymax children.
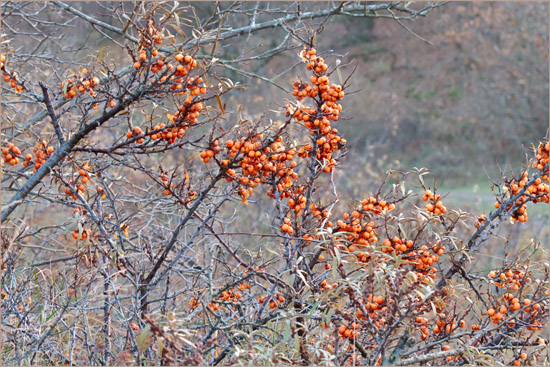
<box><xmin>132</xmin><ymin>20</ymin><xmax>201</xmax><ymax>87</ymax></box>
<box><xmin>487</xmin><ymin>303</ymin><xmax>510</xmax><ymax>324</ymax></box>
<box><xmin>494</xmin><ymin>141</ymin><xmax>550</xmax><ymax>223</ymax></box>
<box><xmin>512</xmin><ymin>353</ymin><xmax>529</xmax><ymax>366</ymax></box>
<box><xmin>381</xmin><ymin>237</ymin><xmax>414</xmax><ymax>255</ymax></box>
<box><xmin>361</xmin><ymin>295</ymin><xmax>387</xmax><ymax>313</ymax></box>
<box><xmin>337</xmin><ymin>322</ymin><xmax>360</xmax><ymax>340</ymax></box>
<box><xmin>2</xmin><ymin>143</ymin><xmax>22</xmax><ymax>166</ymax></box>
<box><xmin>407</xmin><ymin>242</ymin><xmax>445</xmax><ymax>274</ymax></box>
<box><xmin>519</xmin><ymin>298</ymin><xmax>545</xmax><ymax>331</ymax></box>
<box><xmin>487</xmin><ymin>295</ymin><xmax>544</xmax><ymax>329</ymax></box>
<box><xmin>288</xmin><ymin>194</ymin><xmax>307</xmax><ymax>215</ymax></box>
<box><xmin>259</xmin><ymin>294</ymin><xmax>285</xmax><ymax>309</ymax></box>
<box><xmin>133</xmin><ymin>19</ymin><xmax>165</xmax><ymax>70</ymax></box>
<box><xmin>279</xmin><ymin>217</ymin><xmax>294</xmax><ymax>234</ymax></box>
<box><xmin>473</xmin><ymin>214</ymin><xmax>487</xmax><ymax>229</ymax></box>
<box><xmin>151</xmin><ymin>121</ymin><xmax>186</xmax><ymax>143</ymax></box>
<box><xmin>189</xmin><ymin>297</ymin><xmax>199</xmax><ymax>310</ymax></box>
<box><xmin>354</xmin><ymin>295</ymin><xmax>388</xmax><ymax>330</ymax></box>
<box><xmin>167</xmin><ymin>99</ymin><xmax>204</xmax><ymax>126</ymax></box>
<box><xmin>360</xmin><ymin>196</ymin><xmax>396</xmax><ymax>215</ymax></box>
<box><xmin>202</xmin><ymin>132</ymin><xmax>301</xmax><ymax>205</ymax></box>
<box><xmin>413</xmin><ymin>315</ymin><xmax>435</xmax><ymax>340</ymax></box>
<box><xmin>502</xmin><ymin>293</ymin><xmax>527</xmax><ymax>313</ymax></box>
<box><xmin>199</xmin><ymin>139</ymin><xmax>222</xmax><ymax>163</ymax></box>
<box><xmin>525</xmin><ymin>176</ymin><xmax>550</xmax><ymax>203</ymax></box>
<box><xmin>432</xmin><ymin>313</ymin><xmax>464</xmax><ymax>334</ymax></box>
<box><xmin>488</xmin><ymin>267</ymin><xmax>527</xmax><ymax>291</ymax></box>
<box><xmin>31</xmin><ymin>142</ymin><xmax>55</xmax><ymax>172</ymax></box>
<box><xmin>533</xmin><ymin>140</ymin><xmax>549</xmax><ymax>171</ymax></box>
<box><xmin>218</xmin><ymin>289</ymin><xmax>243</xmax><ymax>303</ymax></box>
<box><xmin>433</xmin><ymin>345</ymin><xmax>462</xmax><ymax>363</ymax></box>
<box><xmin>334</xmin><ymin>212</ymin><xmax>377</xmax><ymax>257</ymax></box>
<box><xmin>496</xmin><ymin>172</ymin><xmax>549</xmax><ymax>223</ymax></box>
<box><xmin>308</xmin><ymin>203</ymin><xmax>331</xmax><ymax>221</ymax></box>
<box><xmin>320</xmin><ymin>279</ymin><xmax>338</xmax><ymax>291</ymax></box>
<box><xmin>71</xmin><ymin>228</ymin><xmax>91</xmax><ymax>241</ymax></box>
<box><xmin>3</xmin><ymin>141</ymin><xmax>57</xmax><ymax>172</ymax></box>
<box><xmin>126</xmin><ymin>126</ymin><xmax>145</xmax><ymax>144</ymax></box>
<box><xmin>422</xmin><ymin>189</ymin><xmax>447</xmax><ymax>215</ymax></box>
<box><xmin>127</xmin><ymin>23</ymin><xmax>206</xmax><ymax>144</ymax></box>
<box><xmin>237</xmin><ymin>282</ymin><xmax>250</xmax><ymax>291</ymax></box>
<box><xmin>59</xmin><ymin>69</ymin><xmax>100</xmax><ymax>99</ymax></box>
<box><xmin>63</xmin><ymin>162</ymin><xmax>91</xmax><ymax>201</ymax></box>
<box><xmin>71</xmin><ymin>208</ymin><xmax>91</xmax><ymax>241</ymax></box>
<box><xmin>160</xmin><ymin>173</ymin><xmax>174</xmax><ymax>195</ymax></box>
<box><xmin>160</xmin><ymin>172</ymin><xmax>196</xmax><ymax>204</ymax></box>
<box><xmin>298</xmin><ymin>48</ymin><xmax>344</xmax><ymax>118</ymax></box>
<box><xmin>291</xmin><ymin>81</ymin><xmax>314</xmax><ymax>100</ymax></box>
<box><xmin>1</xmin><ymin>55</ymin><xmax>24</xmax><ymax>93</ymax></box>
<box><xmin>184</xmin><ymin>76</ymin><xmax>206</xmax><ymax>96</ymax></box>
<box><xmin>139</xmin><ymin>20</ymin><xmax>165</xmax><ymax>47</ymax></box>
<box><xmin>299</xmin><ymin>130</ymin><xmax>346</xmax><ymax>173</ymax></box>
<box><xmin>126</xmin><ymin>102</ymin><xmax>204</xmax><ymax>146</ymax></box>
<box><xmin>286</xmin><ymin>47</ymin><xmax>347</xmax><ymax>174</ymax></box>
<box><xmin>378</xmin><ymin>237</ymin><xmax>443</xmax><ymax>280</ymax></box>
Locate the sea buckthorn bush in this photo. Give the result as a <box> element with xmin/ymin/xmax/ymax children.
<box><xmin>1</xmin><ymin>2</ymin><xmax>548</xmax><ymax>366</ymax></box>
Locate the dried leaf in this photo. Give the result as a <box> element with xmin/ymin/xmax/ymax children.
<box><xmin>136</xmin><ymin>325</ymin><xmax>152</xmax><ymax>354</ymax></box>
<box><xmin>216</xmin><ymin>95</ymin><xmax>225</xmax><ymax>115</ymax></box>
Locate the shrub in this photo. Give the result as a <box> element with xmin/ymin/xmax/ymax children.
<box><xmin>1</xmin><ymin>2</ymin><xmax>547</xmax><ymax>366</ymax></box>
